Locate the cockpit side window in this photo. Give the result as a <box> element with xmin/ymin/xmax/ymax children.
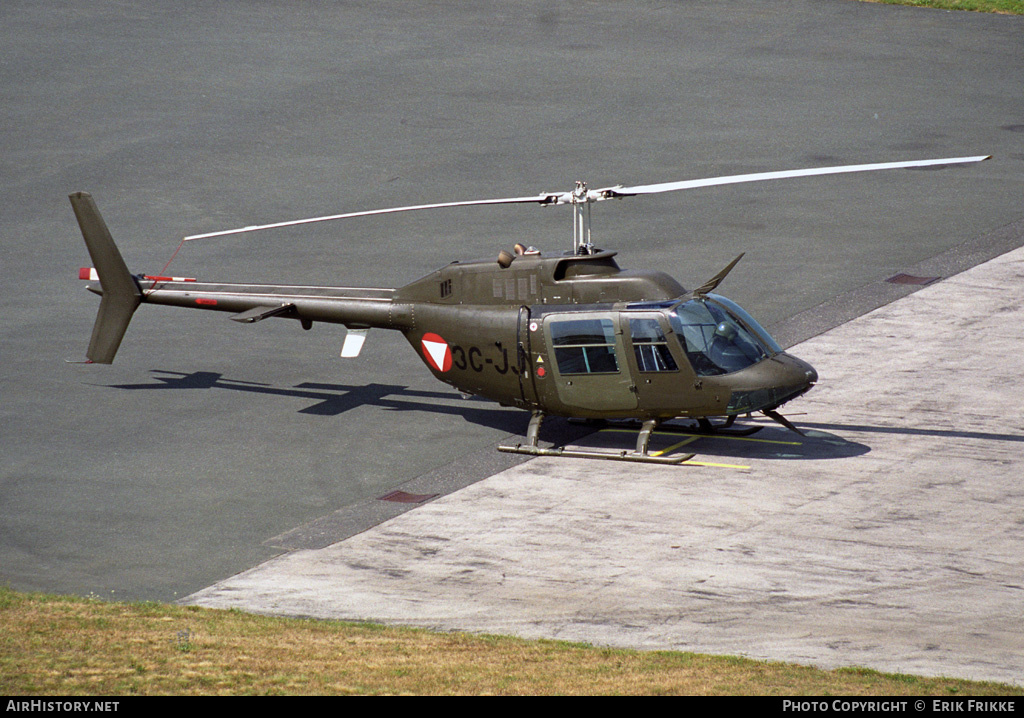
<box><xmin>628</xmin><ymin>317</ymin><xmax>678</xmax><ymax>372</ymax></box>
<box><xmin>705</xmin><ymin>293</ymin><xmax>783</xmax><ymax>354</ymax></box>
<box><xmin>670</xmin><ymin>300</ymin><xmax>771</xmax><ymax>376</ymax></box>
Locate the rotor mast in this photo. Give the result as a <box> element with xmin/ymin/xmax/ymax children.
<box><xmin>572</xmin><ymin>181</ymin><xmax>596</xmax><ymax>255</ymax></box>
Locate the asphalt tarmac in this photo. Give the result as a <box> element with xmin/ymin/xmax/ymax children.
<box><xmin>2</xmin><ymin>0</ymin><xmax>1023</xmax><ymax>681</ymax></box>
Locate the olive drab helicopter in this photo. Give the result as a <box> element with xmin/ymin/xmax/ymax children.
<box><xmin>72</xmin><ymin>154</ymin><xmax>989</xmax><ymax>465</ymax></box>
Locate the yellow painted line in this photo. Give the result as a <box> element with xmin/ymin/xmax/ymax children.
<box><xmin>679</xmin><ymin>459</ymin><xmax>752</xmax><ymax>470</ymax></box>
<box><xmin>650</xmin><ymin>436</ymin><xmax>699</xmax><ymax>457</ymax></box>
<box><xmin>579</xmin><ymin>432</ymin><xmax>751</xmax><ymax>469</ymax></box>
<box><xmin>594</xmin><ymin>428</ymin><xmax>757</xmax><ymax>469</ymax></box>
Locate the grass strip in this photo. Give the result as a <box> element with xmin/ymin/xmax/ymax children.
<box><xmin>2</xmin><ymin>588</ymin><xmax>1021</xmax><ymax>696</ymax></box>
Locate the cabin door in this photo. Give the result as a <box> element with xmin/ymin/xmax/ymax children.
<box><xmin>543</xmin><ymin>311</ymin><xmax>638</xmax><ymax>413</ymax></box>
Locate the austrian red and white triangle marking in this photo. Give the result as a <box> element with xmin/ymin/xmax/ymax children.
<box><xmin>421</xmin><ymin>333</ymin><xmax>452</xmax><ymax>372</ymax></box>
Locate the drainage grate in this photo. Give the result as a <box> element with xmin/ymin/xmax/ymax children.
<box><xmin>886</xmin><ymin>273</ymin><xmax>940</xmax><ymax>286</ymax></box>
<box><xmin>378</xmin><ymin>490</ymin><xmax>438</xmax><ymax>504</ymax></box>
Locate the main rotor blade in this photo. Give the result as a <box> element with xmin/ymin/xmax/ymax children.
<box><xmin>184</xmin><ymin>193</ymin><xmax>563</xmax><ymax>241</ymax></box>
<box><xmin>605</xmin><ymin>155</ymin><xmax>991</xmax><ymax>197</ymax></box>
<box><xmin>184</xmin><ymin>154</ymin><xmax>989</xmax><ymax>241</ymax></box>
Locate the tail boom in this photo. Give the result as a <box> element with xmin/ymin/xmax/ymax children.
<box><xmin>134</xmin><ymin>280</ymin><xmax>406</xmax><ymax>330</ymax></box>
<box><xmin>73</xmin><ymin>193</ymin><xmax>409</xmax><ymax>364</ymax></box>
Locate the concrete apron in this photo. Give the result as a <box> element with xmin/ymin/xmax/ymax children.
<box><xmin>185</xmin><ymin>245</ymin><xmax>1024</xmax><ymax>686</ymax></box>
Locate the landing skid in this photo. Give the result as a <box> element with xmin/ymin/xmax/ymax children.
<box><xmin>498</xmin><ymin>413</ymin><xmax>696</xmax><ymax>466</ymax></box>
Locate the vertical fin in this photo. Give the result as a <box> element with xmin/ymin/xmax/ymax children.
<box><xmin>70</xmin><ymin>192</ymin><xmax>142</xmax><ymax>363</ymax></box>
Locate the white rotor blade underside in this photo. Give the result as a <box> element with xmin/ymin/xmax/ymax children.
<box><xmin>606</xmin><ymin>155</ymin><xmax>990</xmax><ymax>197</ymax></box>
<box><xmin>183</xmin><ymin>155</ymin><xmax>989</xmax><ymax>241</ymax></box>
<box><xmin>184</xmin><ymin>194</ymin><xmax>561</xmax><ymax>241</ymax></box>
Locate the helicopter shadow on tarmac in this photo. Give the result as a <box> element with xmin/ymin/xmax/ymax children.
<box><xmin>103</xmin><ymin>368</ymin><xmax>532</xmax><ymax>434</ymax></box>
<box><xmin>100</xmin><ymin>370</ymin><xmax>886</xmax><ymax>464</ymax></box>
<box><xmin>96</xmin><ymin>372</ymin><xmax>1024</xmax><ymax>467</ymax></box>
<box><xmin>568</xmin><ymin>420</ymin><xmax>870</xmax><ymax>464</ymax></box>
<box><xmin>617</xmin><ymin>417</ymin><xmax>1024</xmax><ymax>466</ymax></box>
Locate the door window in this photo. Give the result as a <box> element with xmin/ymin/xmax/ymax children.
<box><xmin>628</xmin><ymin>317</ymin><xmax>678</xmax><ymax>372</ymax></box>
<box><xmin>550</xmin><ymin>318</ymin><xmax>619</xmax><ymax>374</ymax></box>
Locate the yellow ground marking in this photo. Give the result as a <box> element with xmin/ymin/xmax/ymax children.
<box><xmin>592</xmin><ymin>426</ymin><xmax>805</xmax><ymax>469</ymax></box>
<box><xmin>679</xmin><ymin>459</ymin><xmax>753</xmax><ymax>469</ymax></box>
<box><xmin>649</xmin><ymin>435</ymin><xmax>699</xmax><ymax>457</ymax></box>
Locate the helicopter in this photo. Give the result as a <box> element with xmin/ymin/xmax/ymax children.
<box><xmin>72</xmin><ymin>155</ymin><xmax>989</xmax><ymax>465</ymax></box>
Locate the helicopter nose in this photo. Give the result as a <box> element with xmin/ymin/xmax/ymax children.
<box><xmin>767</xmin><ymin>352</ymin><xmax>817</xmax><ymax>395</ymax></box>
<box><xmin>793</xmin><ymin>355</ymin><xmax>817</xmax><ymax>386</ymax></box>
<box><xmin>781</xmin><ymin>353</ymin><xmax>817</xmax><ymax>388</ymax></box>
